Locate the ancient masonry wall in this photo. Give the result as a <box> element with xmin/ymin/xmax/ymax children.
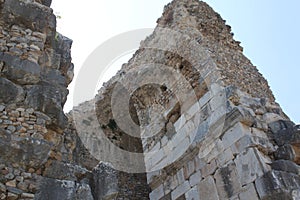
<box><xmin>0</xmin><ymin>0</ymin><xmax>99</xmax><ymax>199</ymax></box>
<box><xmin>142</xmin><ymin>1</ymin><xmax>300</xmax><ymax>200</ymax></box>
<box><xmin>0</xmin><ymin>0</ymin><xmax>150</xmax><ymax>199</ymax></box>
<box><xmin>1</xmin><ymin>0</ymin><xmax>300</xmax><ymax>199</ymax></box>
<box><xmin>78</xmin><ymin>0</ymin><xmax>300</xmax><ymax>199</ymax></box>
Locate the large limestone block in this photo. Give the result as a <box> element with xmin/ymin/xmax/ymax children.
<box><xmin>234</xmin><ymin>148</ymin><xmax>270</xmax><ymax>186</ymax></box>
<box><xmin>198</xmin><ymin>176</ymin><xmax>219</xmax><ymax>200</ymax></box>
<box><xmin>214</xmin><ymin>162</ymin><xmax>241</xmax><ymax>199</ymax></box>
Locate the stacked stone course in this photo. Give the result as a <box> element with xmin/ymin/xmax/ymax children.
<box><xmin>1</xmin><ymin>0</ymin><xmax>300</xmax><ymax>199</ymax></box>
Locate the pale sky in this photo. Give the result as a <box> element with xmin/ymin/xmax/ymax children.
<box><xmin>51</xmin><ymin>0</ymin><xmax>300</xmax><ymax>123</ymax></box>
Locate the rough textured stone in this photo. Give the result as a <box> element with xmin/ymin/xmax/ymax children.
<box><xmin>149</xmin><ymin>184</ymin><xmax>164</xmax><ymax>200</ymax></box>
<box><xmin>214</xmin><ymin>162</ymin><xmax>241</xmax><ymax>199</ymax></box>
<box><xmin>185</xmin><ymin>186</ymin><xmax>200</xmax><ymax>200</ymax></box>
<box><xmin>255</xmin><ymin>170</ymin><xmax>300</xmax><ymax>200</ymax></box>
<box><xmin>0</xmin><ymin>128</ymin><xmax>51</xmax><ymax>168</ymax></box>
<box><xmin>35</xmin><ymin>177</ymin><xmax>93</xmax><ymax>200</ymax></box>
<box><xmin>239</xmin><ymin>184</ymin><xmax>259</xmax><ymax>200</ymax></box>
<box><xmin>171</xmin><ymin>181</ymin><xmax>191</xmax><ymax>200</ymax></box>
<box><xmin>1</xmin><ymin>0</ymin><xmax>299</xmax><ymax>199</ymax></box>
<box><xmin>234</xmin><ymin>148</ymin><xmax>269</xmax><ymax>186</ymax></box>
<box><xmin>0</xmin><ymin>52</ymin><xmax>41</xmax><ymax>84</ymax></box>
<box><xmin>198</xmin><ymin>176</ymin><xmax>219</xmax><ymax>200</ymax></box>
<box><xmin>271</xmin><ymin>160</ymin><xmax>300</xmax><ymax>175</ymax></box>
<box><xmin>92</xmin><ymin>162</ymin><xmax>119</xmax><ymax>200</ymax></box>
<box><xmin>0</xmin><ymin>77</ymin><xmax>24</xmax><ymax>103</ymax></box>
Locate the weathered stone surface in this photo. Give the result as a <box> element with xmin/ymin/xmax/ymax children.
<box><xmin>171</xmin><ymin>181</ymin><xmax>190</xmax><ymax>200</ymax></box>
<box><xmin>255</xmin><ymin>170</ymin><xmax>300</xmax><ymax>200</ymax></box>
<box><xmin>0</xmin><ymin>52</ymin><xmax>41</xmax><ymax>84</ymax></box>
<box><xmin>234</xmin><ymin>148</ymin><xmax>270</xmax><ymax>186</ymax></box>
<box><xmin>231</xmin><ymin>135</ymin><xmax>275</xmax><ymax>156</ymax></box>
<box><xmin>214</xmin><ymin>162</ymin><xmax>241</xmax><ymax>199</ymax></box>
<box><xmin>239</xmin><ymin>184</ymin><xmax>259</xmax><ymax>200</ymax></box>
<box><xmin>185</xmin><ymin>186</ymin><xmax>200</xmax><ymax>200</ymax></box>
<box><xmin>274</xmin><ymin>144</ymin><xmax>300</xmax><ymax>164</ymax></box>
<box><xmin>224</xmin><ymin>107</ymin><xmax>256</xmax><ymax>130</ymax></box>
<box><xmin>35</xmin><ymin>177</ymin><xmax>93</xmax><ymax>200</ymax></box>
<box><xmin>271</xmin><ymin>160</ymin><xmax>300</xmax><ymax>175</ymax></box>
<box><xmin>269</xmin><ymin>120</ymin><xmax>299</xmax><ymax>146</ymax></box>
<box><xmin>222</xmin><ymin>122</ymin><xmax>251</xmax><ymax>150</ymax></box>
<box><xmin>0</xmin><ymin>77</ymin><xmax>24</xmax><ymax>103</ymax></box>
<box><xmin>1</xmin><ymin>0</ymin><xmax>299</xmax><ymax>199</ymax></box>
<box><xmin>92</xmin><ymin>162</ymin><xmax>119</xmax><ymax>200</ymax></box>
<box><xmin>1</xmin><ymin>0</ymin><xmax>56</xmax><ymax>33</ymax></box>
<box><xmin>201</xmin><ymin>159</ymin><xmax>217</xmax><ymax>178</ymax></box>
<box><xmin>150</xmin><ymin>184</ymin><xmax>164</xmax><ymax>200</ymax></box>
<box><xmin>7</xmin><ymin>192</ymin><xmax>18</xmax><ymax>200</ymax></box>
<box><xmin>269</xmin><ymin>120</ymin><xmax>294</xmax><ymax>136</ymax></box>
<box><xmin>198</xmin><ymin>176</ymin><xmax>219</xmax><ymax>200</ymax></box>
<box><xmin>0</xmin><ymin>128</ymin><xmax>51</xmax><ymax>168</ymax></box>
<box><xmin>43</xmin><ymin>160</ymin><xmax>91</xmax><ymax>181</ymax></box>
<box><xmin>25</xmin><ymin>84</ymin><xmax>68</xmax><ymax>129</ymax></box>
<box><xmin>189</xmin><ymin>170</ymin><xmax>201</xmax><ymax>187</ymax></box>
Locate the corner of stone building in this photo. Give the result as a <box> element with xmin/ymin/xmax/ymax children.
<box><xmin>1</xmin><ymin>0</ymin><xmax>300</xmax><ymax>200</ymax></box>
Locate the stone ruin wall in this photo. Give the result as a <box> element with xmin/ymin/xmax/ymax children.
<box><xmin>0</xmin><ymin>0</ymin><xmax>300</xmax><ymax>199</ymax></box>
<box><xmin>141</xmin><ymin>1</ymin><xmax>300</xmax><ymax>199</ymax></box>
<box><xmin>0</xmin><ymin>0</ymin><xmax>150</xmax><ymax>199</ymax></box>
<box><xmin>0</xmin><ymin>0</ymin><xmax>98</xmax><ymax>199</ymax></box>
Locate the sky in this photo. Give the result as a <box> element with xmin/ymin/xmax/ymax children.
<box><xmin>51</xmin><ymin>0</ymin><xmax>300</xmax><ymax>123</ymax></box>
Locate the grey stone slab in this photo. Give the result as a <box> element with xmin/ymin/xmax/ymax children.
<box><xmin>92</xmin><ymin>162</ymin><xmax>119</xmax><ymax>200</ymax></box>
<box><xmin>150</xmin><ymin>184</ymin><xmax>164</xmax><ymax>200</ymax></box>
<box><xmin>189</xmin><ymin>170</ymin><xmax>201</xmax><ymax>187</ymax></box>
<box><xmin>0</xmin><ymin>77</ymin><xmax>24</xmax><ymax>104</ymax></box>
<box><xmin>214</xmin><ymin>162</ymin><xmax>241</xmax><ymax>199</ymax></box>
<box><xmin>198</xmin><ymin>176</ymin><xmax>219</xmax><ymax>200</ymax></box>
<box><xmin>239</xmin><ymin>184</ymin><xmax>259</xmax><ymax>200</ymax></box>
<box><xmin>271</xmin><ymin>160</ymin><xmax>300</xmax><ymax>175</ymax></box>
<box><xmin>185</xmin><ymin>186</ymin><xmax>200</xmax><ymax>200</ymax></box>
<box><xmin>222</xmin><ymin>122</ymin><xmax>251</xmax><ymax>149</ymax></box>
<box><xmin>255</xmin><ymin>170</ymin><xmax>300</xmax><ymax>200</ymax></box>
<box><xmin>234</xmin><ymin>148</ymin><xmax>270</xmax><ymax>186</ymax></box>
<box><xmin>171</xmin><ymin>181</ymin><xmax>190</xmax><ymax>200</ymax></box>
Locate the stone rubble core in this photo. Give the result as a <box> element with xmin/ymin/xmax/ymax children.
<box><xmin>0</xmin><ymin>0</ymin><xmax>299</xmax><ymax>200</ymax></box>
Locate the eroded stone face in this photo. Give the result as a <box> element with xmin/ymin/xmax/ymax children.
<box><xmin>1</xmin><ymin>0</ymin><xmax>300</xmax><ymax>199</ymax></box>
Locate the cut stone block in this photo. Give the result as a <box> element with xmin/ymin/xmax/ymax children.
<box><xmin>185</xmin><ymin>186</ymin><xmax>200</xmax><ymax>200</ymax></box>
<box><xmin>150</xmin><ymin>184</ymin><xmax>164</xmax><ymax>200</ymax></box>
<box><xmin>231</xmin><ymin>135</ymin><xmax>275</xmax><ymax>156</ymax></box>
<box><xmin>171</xmin><ymin>181</ymin><xmax>190</xmax><ymax>200</ymax></box>
<box><xmin>201</xmin><ymin>159</ymin><xmax>217</xmax><ymax>178</ymax></box>
<box><xmin>239</xmin><ymin>184</ymin><xmax>259</xmax><ymax>200</ymax></box>
<box><xmin>189</xmin><ymin>170</ymin><xmax>201</xmax><ymax>187</ymax></box>
<box><xmin>216</xmin><ymin>148</ymin><xmax>234</xmax><ymax>167</ymax></box>
<box><xmin>222</xmin><ymin>122</ymin><xmax>251</xmax><ymax>149</ymax></box>
<box><xmin>234</xmin><ymin>148</ymin><xmax>270</xmax><ymax>186</ymax></box>
<box><xmin>214</xmin><ymin>162</ymin><xmax>241</xmax><ymax>199</ymax></box>
<box><xmin>198</xmin><ymin>176</ymin><xmax>219</xmax><ymax>200</ymax></box>
<box><xmin>255</xmin><ymin>170</ymin><xmax>300</xmax><ymax>200</ymax></box>
<box><xmin>271</xmin><ymin>160</ymin><xmax>300</xmax><ymax>175</ymax></box>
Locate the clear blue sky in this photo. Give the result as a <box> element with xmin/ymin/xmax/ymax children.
<box><xmin>52</xmin><ymin>0</ymin><xmax>300</xmax><ymax>123</ymax></box>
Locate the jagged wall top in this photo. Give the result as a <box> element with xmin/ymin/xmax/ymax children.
<box><xmin>154</xmin><ymin>0</ymin><xmax>275</xmax><ymax>102</ymax></box>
